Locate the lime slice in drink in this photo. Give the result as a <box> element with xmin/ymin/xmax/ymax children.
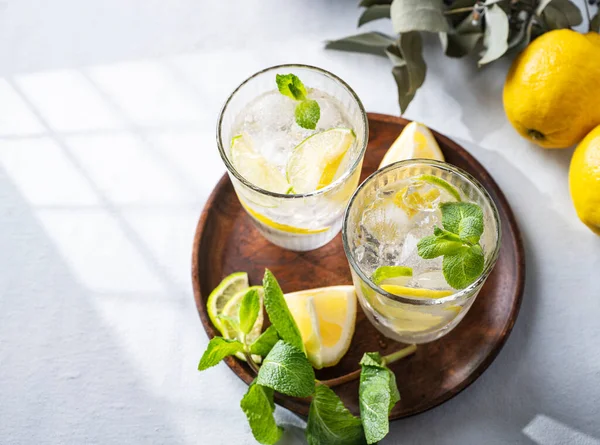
<box><xmin>286</xmin><ymin>128</ymin><xmax>356</xmax><ymax>193</ymax></box>
<box><xmin>380</xmin><ymin>284</ymin><xmax>453</xmax><ymax>299</ymax></box>
<box><xmin>206</xmin><ymin>272</ymin><xmax>249</xmax><ymax>331</ymax></box>
<box><xmin>415</xmin><ymin>174</ymin><xmax>461</xmax><ymax>202</ymax></box>
<box><xmin>372</xmin><ymin>266</ymin><xmax>413</xmax><ymax>286</ymax></box>
<box><xmin>230</xmin><ymin>134</ymin><xmax>292</xmax><ymax>194</ymax></box>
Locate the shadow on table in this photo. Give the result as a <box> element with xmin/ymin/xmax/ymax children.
<box><xmin>0</xmin><ymin>165</ymin><xmax>185</xmax><ymax>443</ymax></box>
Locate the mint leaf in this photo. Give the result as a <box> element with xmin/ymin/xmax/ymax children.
<box><xmin>198</xmin><ymin>337</ymin><xmax>244</xmax><ymax>371</ymax></box>
<box><xmin>240</xmin><ymin>382</ymin><xmax>283</xmax><ymax>445</ymax></box>
<box><xmin>276</xmin><ymin>74</ymin><xmax>307</xmax><ymax>101</ymax></box>
<box><xmin>295</xmin><ymin>99</ymin><xmax>321</xmax><ymax>130</ymax></box>
<box><xmin>442</xmin><ymin>244</ymin><xmax>485</xmax><ymax>289</ymax></box>
<box><xmin>250</xmin><ymin>326</ymin><xmax>280</xmax><ymax>357</ymax></box>
<box><xmin>306</xmin><ymin>385</ymin><xmax>367</xmax><ymax>445</ymax></box>
<box><xmin>458</xmin><ymin>215</ymin><xmax>484</xmax><ymax>244</ymax></box>
<box><xmin>359</xmin><ymin>352</ymin><xmax>400</xmax><ymax>444</ymax></box>
<box><xmin>440</xmin><ymin>202</ymin><xmax>483</xmax><ymax>240</ymax></box>
<box><xmin>262</xmin><ymin>270</ymin><xmax>305</xmax><ymax>352</ymax></box>
<box><xmin>417</xmin><ymin>233</ymin><xmax>464</xmax><ymax>259</ymax></box>
<box><xmin>239</xmin><ymin>288</ymin><xmax>261</xmax><ymax>335</ymax></box>
<box><xmin>256</xmin><ymin>340</ymin><xmax>315</xmax><ymax>397</ymax></box>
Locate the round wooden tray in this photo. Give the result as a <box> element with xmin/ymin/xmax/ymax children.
<box><xmin>192</xmin><ymin>113</ymin><xmax>525</xmax><ymax>419</ymax></box>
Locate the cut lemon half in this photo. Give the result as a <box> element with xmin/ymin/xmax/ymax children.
<box><xmin>206</xmin><ymin>272</ymin><xmax>249</xmax><ymax>331</ymax></box>
<box><xmin>380</xmin><ymin>284</ymin><xmax>453</xmax><ymax>299</ymax></box>
<box><xmin>379</xmin><ymin>122</ymin><xmax>444</xmax><ymax>169</ymax></box>
<box><xmin>284</xmin><ymin>285</ymin><xmax>356</xmax><ymax>369</ymax></box>
<box><xmin>240</xmin><ymin>200</ymin><xmax>329</xmax><ymax>235</ymax></box>
<box><xmin>286</xmin><ymin>128</ymin><xmax>356</xmax><ymax>193</ymax></box>
<box><xmin>230</xmin><ymin>134</ymin><xmax>292</xmax><ymax>194</ymax></box>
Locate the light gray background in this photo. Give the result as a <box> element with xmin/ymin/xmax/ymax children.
<box><xmin>0</xmin><ymin>1</ymin><xmax>599</xmax><ymax>444</ymax></box>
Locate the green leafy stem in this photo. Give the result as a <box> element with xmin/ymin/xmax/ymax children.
<box><xmin>325</xmin><ymin>0</ymin><xmax>595</xmax><ymax>113</ymax></box>
<box><xmin>198</xmin><ymin>269</ymin><xmax>417</xmax><ymax>445</ymax></box>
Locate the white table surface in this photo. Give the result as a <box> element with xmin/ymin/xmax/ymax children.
<box><xmin>1</xmin><ymin>1</ymin><xmax>599</xmax><ymax>444</ymax></box>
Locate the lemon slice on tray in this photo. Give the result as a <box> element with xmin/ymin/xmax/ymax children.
<box><xmin>379</xmin><ymin>122</ymin><xmax>444</xmax><ymax>169</ymax></box>
<box><xmin>286</xmin><ymin>128</ymin><xmax>356</xmax><ymax>193</ymax></box>
<box><xmin>284</xmin><ymin>285</ymin><xmax>357</xmax><ymax>369</ymax></box>
<box><xmin>206</xmin><ymin>272</ymin><xmax>249</xmax><ymax>331</ymax></box>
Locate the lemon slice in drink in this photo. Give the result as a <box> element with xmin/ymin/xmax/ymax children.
<box><xmin>206</xmin><ymin>272</ymin><xmax>249</xmax><ymax>332</ymax></box>
<box><xmin>380</xmin><ymin>284</ymin><xmax>453</xmax><ymax>299</ymax></box>
<box><xmin>284</xmin><ymin>285</ymin><xmax>356</xmax><ymax>369</ymax></box>
<box><xmin>230</xmin><ymin>134</ymin><xmax>292</xmax><ymax>194</ymax></box>
<box><xmin>286</xmin><ymin>128</ymin><xmax>356</xmax><ymax>193</ymax></box>
<box><xmin>379</xmin><ymin>122</ymin><xmax>444</xmax><ymax>169</ymax></box>
<box><xmin>240</xmin><ymin>200</ymin><xmax>329</xmax><ymax>235</ymax></box>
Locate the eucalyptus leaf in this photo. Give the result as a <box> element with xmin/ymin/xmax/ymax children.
<box><xmin>390</xmin><ymin>0</ymin><xmax>450</xmax><ymax>33</ymax></box>
<box><xmin>507</xmin><ymin>15</ymin><xmax>534</xmax><ymax>53</ymax></box>
<box><xmin>360</xmin><ymin>0</ymin><xmax>392</xmax><ymax>6</ymax></box>
<box><xmin>358</xmin><ymin>5</ymin><xmax>391</xmax><ymax>26</ymax></box>
<box><xmin>440</xmin><ymin>12</ymin><xmax>483</xmax><ymax>58</ymax></box>
<box><xmin>325</xmin><ymin>32</ymin><xmax>396</xmax><ymax>57</ymax></box>
<box><xmin>387</xmin><ymin>32</ymin><xmax>426</xmax><ymax>113</ymax></box>
<box><xmin>541</xmin><ymin>0</ymin><xmax>582</xmax><ymax>30</ymax></box>
<box><xmin>592</xmin><ymin>12</ymin><xmax>600</xmax><ymax>33</ymax></box>
<box><xmin>478</xmin><ymin>3</ymin><xmax>509</xmax><ymax>65</ymax></box>
<box><xmin>535</xmin><ymin>0</ymin><xmax>554</xmax><ymax>15</ymax></box>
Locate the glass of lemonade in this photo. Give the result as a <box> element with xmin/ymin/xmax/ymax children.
<box><xmin>217</xmin><ymin>64</ymin><xmax>368</xmax><ymax>251</ymax></box>
<box><xmin>342</xmin><ymin>159</ymin><xmax>501</xmax><ymax>344</ymax></box>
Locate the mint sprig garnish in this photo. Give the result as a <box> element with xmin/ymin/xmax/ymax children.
<box><xmin>198</xmin><ymin>270</ymin><xmax>416</xmax><ymax>445</ymax></box>
<box><xmin>417</xmin><ymin>201</ymin><xmax>486</xmax><ymax>289</ymax></box>
<box><xmin>256</xmin><ymin>340</ymin><xmax>315</xmax><ymax>397</ymax></box>
<box><xmin>306</xmin><ymin>385</ymin><xmax>366</xmax><ymax>445</ymax></box>
<box><xmin>276</xmin><ymin>73</ymin><xmax>321</xmax><ymax>130</ymax></box>
<box><xmin>359</xmin><ymin>352</ymin><xmax>400</xmax><ymax>444</ymax></box>
<box><xmin>240</xmin><ymin>383</ymin><xmax>283</xmax><ymax>445</ymax></box>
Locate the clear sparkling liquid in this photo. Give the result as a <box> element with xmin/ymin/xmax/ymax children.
<box><xmin>354</xmin><ymin>177</ymin><xmax>464</xmax><ymax>291</ymax></box>
<box><xmin>231</xmin><ymin>88</ymin><xmax>353</xmax><ymax>174</ymax></box>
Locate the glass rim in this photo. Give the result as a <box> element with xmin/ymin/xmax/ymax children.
<box><xmin>342</xmin><ymin>158</ymin><xmax>502</xmax><ymax>306</ymax></box>
<box><xmin>216</xmin><ymin>63</ymin><xmax>369</xmax><ymax>199</ymax></box>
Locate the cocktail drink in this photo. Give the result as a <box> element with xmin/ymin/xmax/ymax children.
<box><xmin>343</xmin><ymin>160</ymin><xmax>501</xmax><ymax>344</ymax></box>
<box><xmin>217</xmin><ymin>65</ymin><xmax>368</xmax><ymax>251</ymax></box>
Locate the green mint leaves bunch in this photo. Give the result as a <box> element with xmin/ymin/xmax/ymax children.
<box><xmin>417</xmin><ymin>201</ymin><xmax>485</xmax><ymax>289</ymax></box>
<box><xmin>198</xmin><ymin>269</ymin><xmax>410</xmax><ymax>445</ymax></box>
<box><xmin>276</xmin><ymin>74</ymin><xmax>321</xmax><ymax>130</ymax></box>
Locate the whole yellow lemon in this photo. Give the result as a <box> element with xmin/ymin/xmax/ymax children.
<box><xmin>503</xmin><ymin>30</ymin><xmax>600</xmax><ymax>149</ymax></box>
<box><xmin>569</xmin><ymin>124</ymin><xmax>600</xmax><ymax>235</ymax></box>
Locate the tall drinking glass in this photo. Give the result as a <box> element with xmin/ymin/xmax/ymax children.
<box><xmin>217</xmin><ymin>64</ymin><xmax>368</xmax><ymax>251</ymax></box>
<box><xmin>343</xmin><ymin>160</ymin><xmax>501</xmax><ymax>344</ymax></box>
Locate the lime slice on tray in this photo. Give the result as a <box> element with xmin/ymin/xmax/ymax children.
<box><xmin>230</xmin><ymin>134</ymin><xmax>292</xmax><ymax>194</ymax></box>
<box><xmin>220</xmin><ymin>286</ymin><xmax>265</xmax><ymax>343</ymax></box>
<box><xmin>286</xmin><ymin>128</ymin><xmax>356</xmax><ymax>193</ymax></box>
<box><xmin>206</xmin><ymin>272</ymin><xmax>249</xmax><ymax>331</ymax></box>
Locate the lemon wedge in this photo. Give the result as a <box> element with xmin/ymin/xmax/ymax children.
<box><xmin>284</xmin><ymin>285</ymin><xmax>356</xmax><ymax>369</ymax></box>
<box><xmin>286</xmin><ymin>128</ymin><xmax>356</xmax><ymax>193</ymax></box>
<box><xmin>379</xmin><ymin>122</ymin><xmax>444</xmax><ymax>169</ymax></box>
